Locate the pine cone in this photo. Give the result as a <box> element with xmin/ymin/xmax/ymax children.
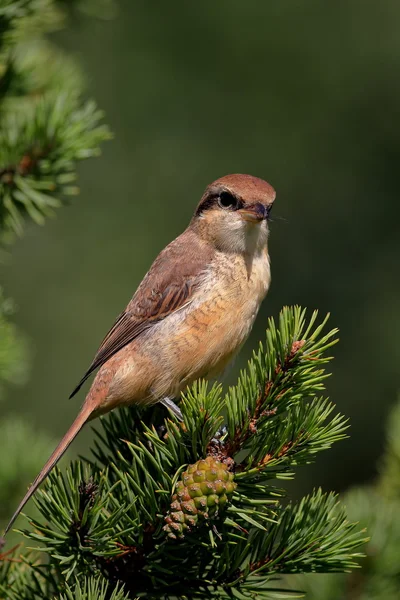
<box><xmin>164</xmin><ymin>456</ymin><xmax>236</xmax><ymax>540</ymax></box>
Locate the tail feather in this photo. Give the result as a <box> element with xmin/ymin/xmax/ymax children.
<box><xmin>4</xmin><ymin>403</ymin><xmax>92</xmax><ymax>535</ymax></box>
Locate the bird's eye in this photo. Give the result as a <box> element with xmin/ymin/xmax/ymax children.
<box><xmin>218</xmin><ymin>191</ymin><xmax>238</xmax><ymax>210</ymax></box>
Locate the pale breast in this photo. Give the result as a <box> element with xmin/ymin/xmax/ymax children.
<box><xmin>108</xmin><ymin>249</ymin><xmax>271</xmax><ymax>405</ymax></box>
<box><xmin>148</xmin><ymin>249</ymin><xmax>271</xmax><ymax>397</ymax></box>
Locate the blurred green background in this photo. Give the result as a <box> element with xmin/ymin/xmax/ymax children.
<box><xmin>1</xmin><ymin>0</ymin><xmax>399</xmax><ymax>498</ymax></box>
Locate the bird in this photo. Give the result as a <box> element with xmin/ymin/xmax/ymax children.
<box><xmin>4</xmin><ymin>173</ymin><xmax>276</xmax><ymax>535</ymax></box>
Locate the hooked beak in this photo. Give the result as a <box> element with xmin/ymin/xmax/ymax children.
<box><xmin>239</xmin><ymin>202</ymin><xmax>269</xmax><ymax>223</ymax></box>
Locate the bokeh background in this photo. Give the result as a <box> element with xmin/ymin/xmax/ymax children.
<box><xmin>1</xmin><ymin>0</ymin><xmax>400</xmax><ymax>500</ymax></box>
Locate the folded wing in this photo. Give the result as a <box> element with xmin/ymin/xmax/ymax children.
<box><xmin>69</xmin><ymin>230</ymin><xmax>213</xmax><ymax>398</ymax></box>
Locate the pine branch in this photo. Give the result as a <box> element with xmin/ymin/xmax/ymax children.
<box><xmin>0</xmin><ymin>545</ymin><xmax>57</xmax><ymax>600</ymax></box>
<box><xmin>60</xmin><ymin>576</ymin><xmax>129</xmax><ymax>600</ymax></box>
<box><xmin>18</xmin><ymin>307</ymin><xmax>366</xmax><ymax>599</ymax></box>
<box><xmin>285</xmin><ymin>487</ymin><xmax>400</xmax><ymax>600</ymax></box>
<box><xmin>25</xmin><ymin>463</ymin><xmax>136</xmax><ymax>580</ymax></box>
<box><xmin>0</xmin><ymin>92</ymin><xmax>111</xmax><ymax>238</ymax></box>
<box><xmin>282</xmin><ymin>395</ymin><xmax>400</xmax><ymax>599</ymax></box>
<box><xmin>242</xmin><ymin>490</ymin><xmax>366</xmax><ymax>577</ymax></box>
<box><xmin>212</xmin><ymin>491</ymin><xmax>367</xmax><ymax>600</ymax></box>
<box><xmin>0</xmin><ymin>0</ymin><xmax>112</xmax><ymax>242</ymax></box>
<box><xmin>0</xmin><ymin>546</ymin><xmax>129</xmax><ymax>600</ymax></box>
<box><xmin>234</xmin><ymin>397</ymin><xmax>348</xmax><ymax>480</ymax></box>
<box><xmin>0</xmin><ymin>2</ymin><xmax>116</xmax><ymax>597</ymax></box>
<box><xmin>223</xmin><ymin>308</ymin><xmax>338</xmax><ymax>457</ymax></box>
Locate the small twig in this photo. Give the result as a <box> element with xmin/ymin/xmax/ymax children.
<box><xmin>0</xmin><ymin>543</ymin><xmax>23</xmax><ymax>563</ymax></box>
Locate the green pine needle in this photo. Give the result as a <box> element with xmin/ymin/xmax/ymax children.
<box><xmin>17</xmin><ymin>307</ymin><xmax>367</xmax><ymax>599</ymax></box>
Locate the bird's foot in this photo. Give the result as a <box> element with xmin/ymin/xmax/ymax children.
<box><xmin>160</xmin><ymin>397</ymin><xmax>183</xmax><ymax>421</ymax></box>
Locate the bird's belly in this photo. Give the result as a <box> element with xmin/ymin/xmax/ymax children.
<box><xmin>175</xmin><ymin>298</ymin><xmax>256</xmax><ymax>385</ymax></box>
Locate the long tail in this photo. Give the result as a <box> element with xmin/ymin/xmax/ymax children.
<box><xmin>4</xmin><ymin>403</ymin><xmax>93</xmax><ymax>535</ymax></box>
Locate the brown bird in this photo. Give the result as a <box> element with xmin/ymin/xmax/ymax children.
<box><xmin>4</xmin><ymin>173</ymin><xmax>276</xmax><ymax>534</ymax></box>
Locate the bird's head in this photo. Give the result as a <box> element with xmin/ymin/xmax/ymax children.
<box><xmin>191</xmin><ymin>174</ymin><xmax>276</xmax><ymax>255</ymax></box>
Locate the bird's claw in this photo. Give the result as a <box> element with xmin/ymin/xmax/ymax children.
<box><xmin>160</xmin><ymin>398</ymin><xmax>183</xmax><ymax>421</ymax></box>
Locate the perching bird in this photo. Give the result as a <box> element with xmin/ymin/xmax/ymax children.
<box><xmin>4</xmin><ymin>173</ymin><xmax>276</xmax><ymax>535</ymax></box>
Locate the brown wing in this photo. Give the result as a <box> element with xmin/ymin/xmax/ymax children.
<box><xmin>69</xmin><ymin>229</ymin><xmax>213</xmax><ymax>399</ymax></box>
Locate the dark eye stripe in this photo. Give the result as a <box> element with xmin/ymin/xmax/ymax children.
<box><xmin>195</xmin><ymin>193</ymin><xmax>219</xmax><ymax>215</ymax></box>
<box><xmin>196</xmin><ymin>190</ymin><xmax>243</xmax><ymax>216</ymax></box>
